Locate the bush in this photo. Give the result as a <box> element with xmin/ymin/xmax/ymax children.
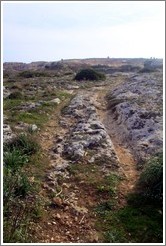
<box><xmin>74</xmin><ymin>68</ymin><xmax>106</xmax><ymax>81</ymax></box>
<box><xmin>18</xmin><ymin>70</ymin><xmax>48</xmax><ymax>78</ymax></box>
<box><xmin>138</xmin><ymin>152</ymin><xmax>163</xmax><ymax>203</ymax></box>
<box><xmin>8</xmin><ymin>91</ymin><xmax>23</xmax><ymax>99</ymax></box>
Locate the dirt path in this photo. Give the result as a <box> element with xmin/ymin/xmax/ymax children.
<box><xmin>32</xmin><ymin>87</ymin><xmax>140</xmax><ymax>243</ymax></box>
<box><xmin>95</xmin><ymin>87</ymin><xmax>140</xmax><ymax>206</ymax></box>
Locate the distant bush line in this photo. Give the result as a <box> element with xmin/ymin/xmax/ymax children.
<box><xmin>18</xmin><ymin>70</ymin><xmax>49</xmax><ymax>78</ymax></box>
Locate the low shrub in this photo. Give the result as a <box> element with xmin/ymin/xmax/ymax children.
<box><xmin>8</xmin><ymin>91</ymin><xmax>23</xmax><ymax>100</ymax></box>
<box><xmin>74</xmin><ymin>68</ymin><xmax>106</xmax><ymax>81</ymax></box>
<box><xmin>18</xmin><ymin>70</ymin><xmax>48</xmax><ymax>78</ymax></box>
<box><xmin>138</xmin><ymin>152</ymin><xmax>163</xmax><ymax>203</ymax></box>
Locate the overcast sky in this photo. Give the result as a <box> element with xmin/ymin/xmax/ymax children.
<box><xmin>2</xmin><ymin>1</ymin><xmax>165</xmax><ymax>63</ymax></box>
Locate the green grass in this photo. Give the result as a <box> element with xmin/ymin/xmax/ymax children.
<box><xmin>3</xmin><ymin>197</ymin><xmax>33</xmax><ymax>243</ymax></box>
<box><xmin>4</xmin><ymin>99</ymin><xmax>23</xmax><ymax>110</ymax></box>
<box><xmin>6</xmin><ymin>105</ymin><xmax>52</xmax><ymax>128</ymax></box>
<box><xmin>117</xmin><ymin>205</ymin><xmax>162</xmax><ymax>242</ymax></box>
<box><xmin>55</xmin><ymin>90</ymin><xmax>72</xmax><ymax>100</ymax></box>
<box><xmin>95</xmin><ymin>195</ymin><xmax>163</xmax><ymax>243</ymax></box>
<box><xmin>97</xmin><ymin>173</ymin><xmax>120</xmax><ymax>196</ymax></box>
<box><xmin>17</xmin><ymin>111</ymin><xmax>48</xmax><ymax>126</ymax></box>
<box><xmin>67</xmin><ymin>162</ymin><xmax>102</xmax><ymax>185</ymax></box>
<box><xmin>4</xmin><ymin>89</ymin><xmax>72</xmax><ymax>129</ymax></box>
<box><xmin>94</xmin><ymin>153</ymin><xmax>163</xmax><ymax>243</ymax></box>
<box><xmin>5</xmin><ymin>134</ymin><xmax>39</xmax><ymax>156</ymax></box>
<box><xmin>138</xmin><ymin>152</ymin><xmax>163</xmax><ymax>203</ymax></box>
<box><xmin>3</xmin><ymin>148</ymin><xmax>28</xmax><ymax>171</ymax></box>
<box><xmin>3</xmin><ymin>133</ymin><xmax>42</xmax><ymax>243</ymax></box>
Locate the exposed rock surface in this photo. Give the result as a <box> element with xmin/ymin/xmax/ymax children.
<box><xmin>46</xmin><ymin>92</ymin><xmax>120</xmax><ymax>190</ymax></box>
<box><xmin>16</xmin><ymin>101</ymin><xmax>44</xmax><ymax>111</ymax></box>
<box><xmin>3</xmin><ymin>86</ymin><xmax>11</xmax><ymax>98</ymax></box>
<box><xmin>14</xmin><ymin>98</ymin><xmax>61</xmax><ymax>112</ymax></box>
<box><xmin>61</xmin><ymin>93</ymin><xmax>119</xmax><ymax>169</ymax></box>
<box><xmin>50</xmin><ymin>98</ymin><xmax>61</xmax><ymax>104</ymax></box>
<box><xmin>14</xmin><ymin>122</ymin><xmax>38</xmax><ymax>132</ymax></box>
<box><xmin>3</xmin><ymin>124</ymin><xmax>16</xmax><ymax>144</ymax></box>
<box><xmin>106</xmin><ymin>73</ymin><xmax>163</xmax><ymax>161</ymax></box>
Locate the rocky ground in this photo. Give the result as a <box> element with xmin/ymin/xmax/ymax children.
<box><xmin>104</xmin><ymin>72</ymin><xmax>163</xmax><ymax>163</ymax></box>
<box><xmin>3</xmin><ymin>58</ymin><xmax>163</xmax><ymax>243</ymax></box>
<box><xmin>29</xmin><ymin>88</ymin><xmax>140</xmax><ymax>243</ymax></box>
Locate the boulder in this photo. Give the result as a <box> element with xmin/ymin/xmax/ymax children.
<box><xmin>3</xmin><ymin>86</ymin><xmax>11</xmax><ymax>98</ymax></box>
<box><xmin>50</xmin><ymin>98</ymin><xmax>61</xmax><ymax>104</ymax></box>
<box><xmin>3</xmin><ymin>124</ymin><xmax>16</xmax><ymax>144</ymax></box>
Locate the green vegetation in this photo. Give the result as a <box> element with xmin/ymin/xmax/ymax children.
<box><xmin>8</xmin><ymin>91</ymin><xmax>24</xmax><ymax>100</ymax></box>
<box><xmin>3</xmin><ymin>79</ymin><xmax>73</xmax><ymax>242</ymax></box>
<box><xmin>3</xmin><ymin>130</ymin><xmax>49</xmax><ymax>243</ymax></box>
<box><xmin>18</xmin><ymin>70</ymin><xmax>49</xmax><ymax>78</ymax></box>
<box><xmin>4</xmin><ymin>148</ymin><xmax>28</xmax><ymax>171</ymax></box>
<box><xmin>4</xmin><ymin>100</ymin><xmax>53</xmax><ymax>127</ymax></box>
<box><xmin>4</xmin><ymin>99</ymin><xmax>23</xmax><ymax>110</ymax></box>
<box><xmin>74</xmin><ymin>68</ymin><xmax>106</xmax><ymax>81</ymax></box>
<box><xmin>3</xmin><ymin>64</ymin><xmax>163</xmax><ymax>243</ymax></box>
<box><xmin>68</xmin><ymin>154</ymin><xmax>163</xmax><ymax>243</ymax></box>
<box><xmin>97</xmin><ymin>173</ymin><xmax>120</xmax><ymax>196</ymax></box>
<box><xmin>5</xmin><ymin>134</ymin><xmax>39</xmax><ymax>156</ymax></box>
<box><xmin>4</xmin><ymin>88</ymin><xmax>72</xmax><ymax>128</ymax></box>
<box><xmin>100</xmin><ymin>203</ymin><xmax>163</xmax><ymax>243</ymax></box>
<box><xmin>3</xmin><ymin>134</ymin><xmax>41</xmax><ymax>242</ymax></box>
<box><xmin>138</xmin><ymin>152</ymin><xmax>163</xmax><ymax>203</ymax></box>
<box><xmin>95</xmin><ymin>152</ymin><xmax>163</xmax><ymax>243</ymax></box>
<box><xmin>15</xmin><ymin>111</ymin><xmax>48</xmax><ymax>127</ymax></box>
